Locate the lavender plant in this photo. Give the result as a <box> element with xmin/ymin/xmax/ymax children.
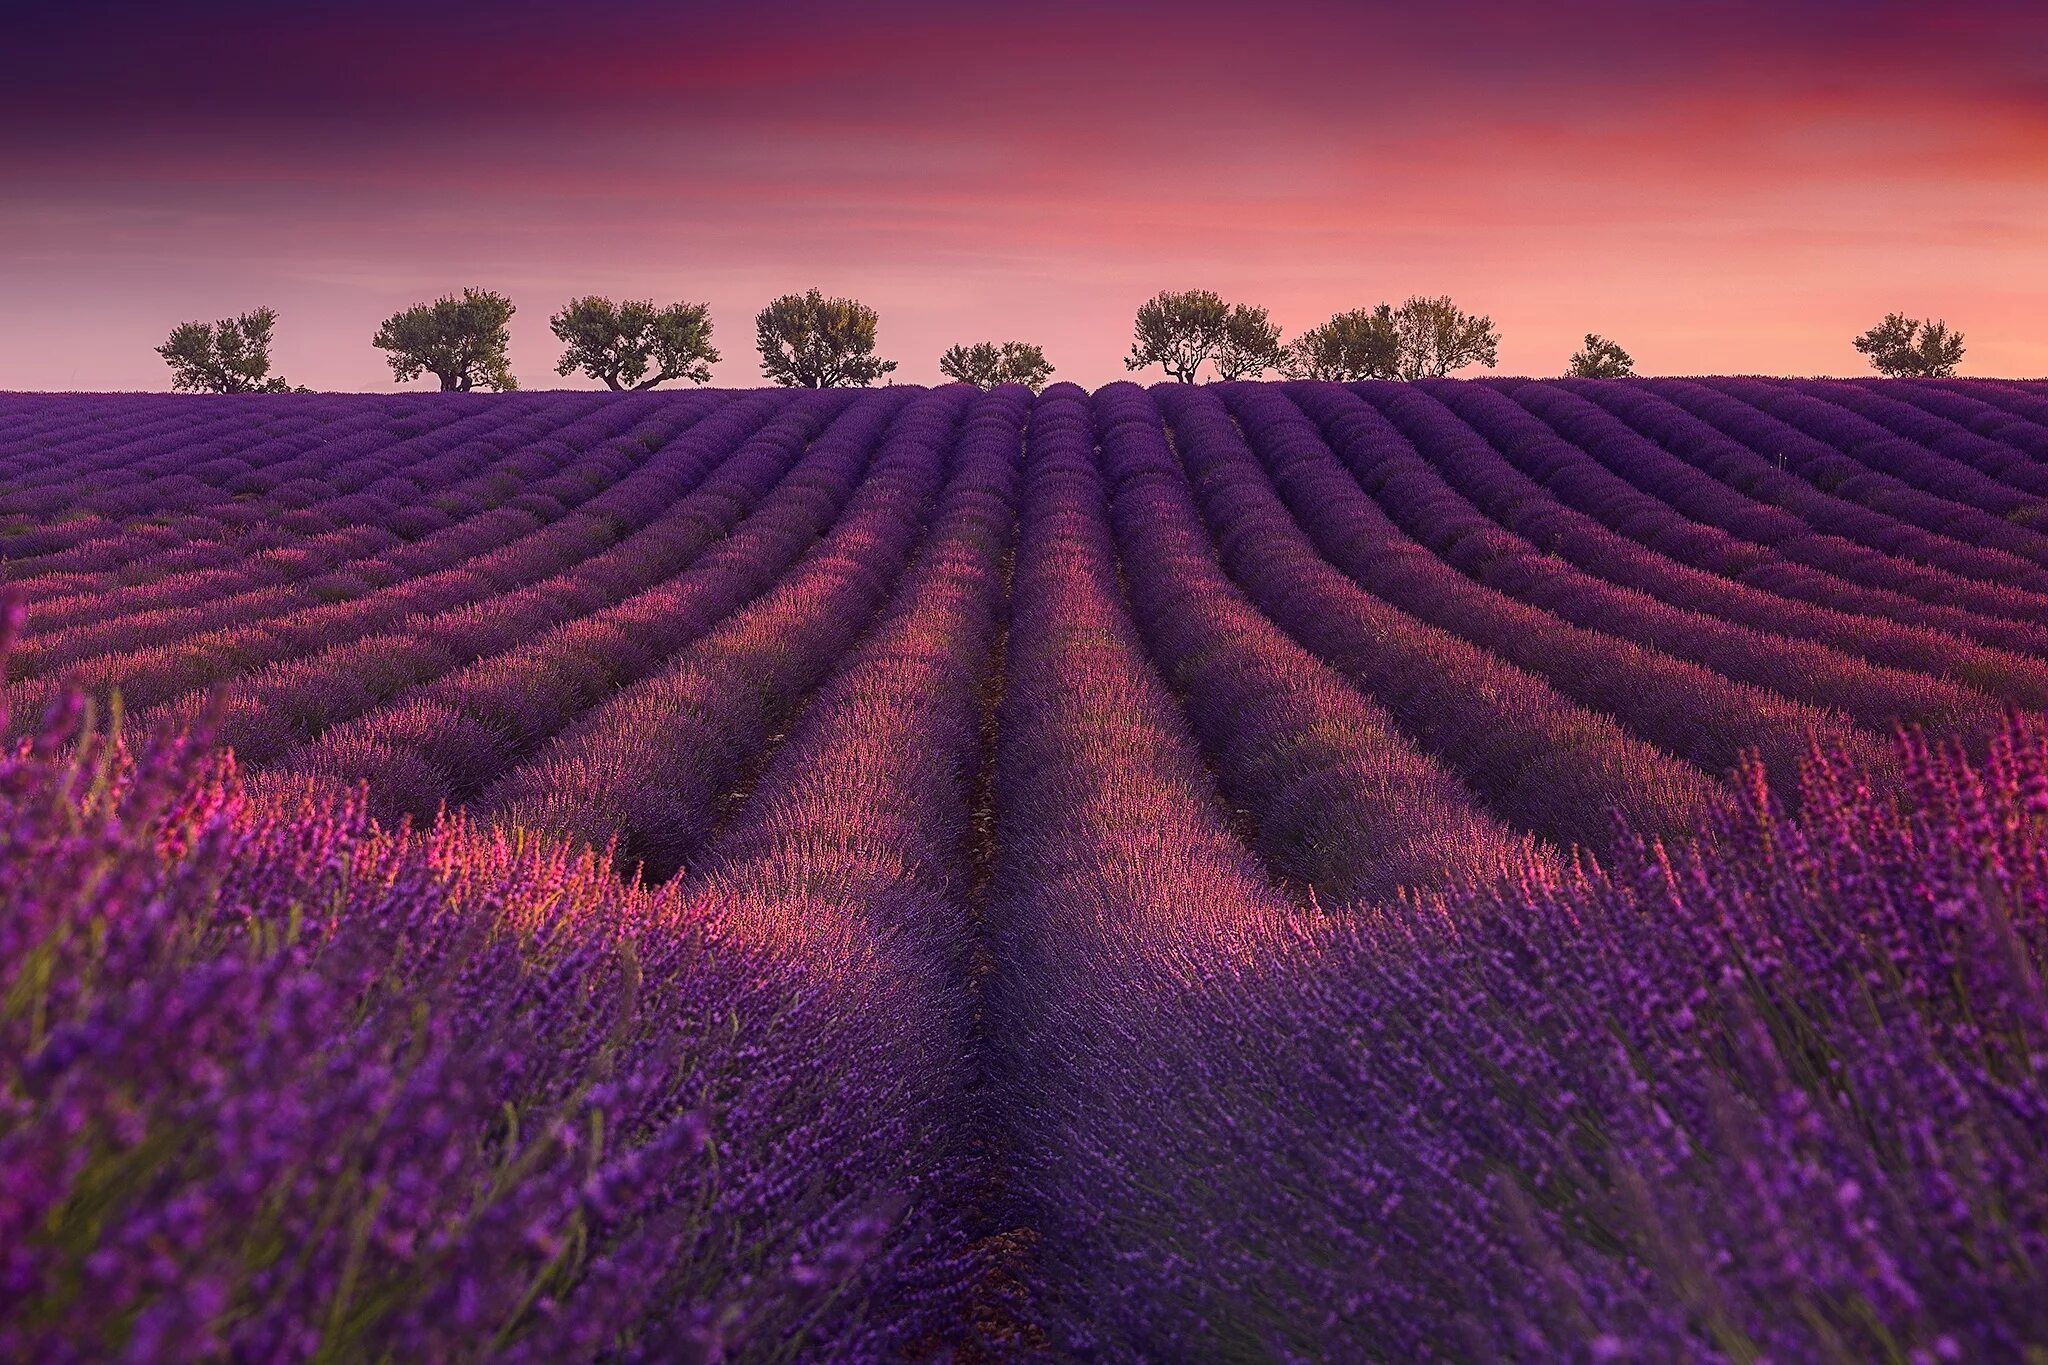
<box><xmin>0</xmin><ymin>623</ymin><xmax>971</xmax><ymax>1360</ymax></box>
<box><xmin>7</xmin><ymin>382</ymin><xmax>2048</xmax><ymax>1360</ymax></box>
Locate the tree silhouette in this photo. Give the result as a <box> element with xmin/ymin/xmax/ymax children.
<box><xmin>1854</xmin><ymin>313</ymin><xmax>1965</xmax><ymax>377</ymax></box>
<box><xmin>1125</xmin><ymin>290</ymin><xmax>1231</xmax><ymax>382</ymax></box>
<box><xmin>1391</xmin><ymin>296</ymin><xmax>1500</xmax><ymax>379</ymax></box>
<box><xmin>551</xmin><ymin>297</ymin><xmax>718</xmax><ymax>390</ymax></box>
<box><xmin>938</xmin><ymin>341</ymin><xmax>1055</xmax><ymax>390</ymax></box>
<box><xmin>1214</xmin><ymin>305</ymin><xmax>1286</xmax><ymax>380</ymax></box>
<box><xmin>1566</xmin><ymin>333</ymin><xmax>1634</xmax><ymax>378</ymax></box>
<box><xmin>373</xmin><ymin>289</ymin><xmax>517</xmax><ymax>391</ymax></box>
<box><xmin>156</xmin><ymin>308</ymin><xmax>298</xmax><ymax>393</ymax></box>
<box><xmin>755</xmin><ymin>290</ymin><xmax>897</xmax><ymax>387</ymax></box>
<box><xmin>1283</xmin><ymin>306</ymin><xmax>1402</xmax><ymax>380</ymax></box>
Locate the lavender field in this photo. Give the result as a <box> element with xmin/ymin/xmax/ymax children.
<box><xmin>4</xmin><ymin>377</ymin><xmax>2047</xmax><ymax>1361</ymax></box>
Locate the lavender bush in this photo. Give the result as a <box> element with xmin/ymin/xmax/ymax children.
<box><xmin>7</xmin><ymin>383</ymin><xmax>2048</xmax><ymax>1360</ymax></box>
<box><xmin>0</xmin><ymin>628</ymin><xmax>972</xmax><ymax>1360</ymax></box>
<box><xmin>1514</xmin><ymin>380</ymin><xmax>2048</xmax><ymax>652</ymax></box>
<box><xmin>1003</xmin><ymin>700</ymin><xmax>2048</xmax><ymax>1359</ymax></box>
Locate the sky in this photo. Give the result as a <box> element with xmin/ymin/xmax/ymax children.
<box><xmin>2</xmin><ymin>0</ymin><xmax>2045</xmax><ymax>390</ymax></box>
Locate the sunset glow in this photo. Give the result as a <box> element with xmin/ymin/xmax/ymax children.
<box><xmin>5</xmin><ymin>0</ymin><xmax>2044</xmax><ymax>390</ymax></box>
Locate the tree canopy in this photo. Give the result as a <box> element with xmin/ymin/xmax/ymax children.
<box><xmin>156</xmin><ymin>308</ymin><xmax>299</xmax><ymax>393</ymax></box>
<box><xmin>1854</xmin><ymin>313</ymin><xmax>1965</xmax><ymax>378</ymax></box>
<box><xmin>1125</xmin><ymin>290</ymin><xmax>1230</xmax><ymax>383</ymax></box>
<box><xmin>1124</xmin><ymin>291</ymin><xmax>1290</xmax><ymax>383</ymax></box>
<box><xmin>938</xmin><ymin>341</ymin><xmax>1055</xmax><ymax>390</ymax></box>
<box><xmin>1566</xmin><ymin>333</ymin><xmax>1634</xmax><ymax>378</ymax></box>
<box><xmin>1282</xmin><ymin>306</ymin><xmax>1402</xmax><ymax>381</ymax></box>
<box><xmin>550</xmin><ymin>297</ymin><xmax>718</xmax><ymax>390</ymax></box>
<box><xmin>1390</xmin><ymin>296</ymin><xmax>1500</xmax><ymax>379</ymax></box>
<box><xmin>754</xmin><ymin>290</ymin><xmax>896</xmax><ymax>387</ymax></box>
<box><xmin>1275</xmin><ymin>296</ymin><xmax>1498</xmax><ymax>380</ymax></box>
<box><xmin>372</xmin><ymin>289</ymin><xmax>518</xmax><ymax>392</ymax></box>
<box><xmin>1214</xmin><ymin>305</ymin><xmax>1286</xmax><ymax>380</ymax></box>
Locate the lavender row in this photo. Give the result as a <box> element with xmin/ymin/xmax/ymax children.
<box><xmin>7</xmin><ymin>395</ymin><xmax>632</xmax><ymax>603</ymax></box>
<box><xmin>22</xmin><ymin>395</ymin><xmax>704</xmax><ymax>632</ymax></box>
<box><xmin>982</xmin><ymin>382</ymin><xmax>1297</xmax><ymax>954</ymax></box>
<box><xmin>25</xmin><ymin>523</ymin><xmax>403</xmax><ymax>631</ymax></box>
<box><xmin>1583</xmin><ymin>377</ymin><xmax>2048</xmax><ymax>597</ymax></box>
<box><xmin>1731</xmin><ymin>375</ymin><xmax>2048</xmax><ymax>510</ymax></box>
<box><xmin>0</xmin><ymin>394</ymin><xmax>201</xmax><ymax>456</ymax></box>
<box><xmin>1871</xmin><ymin>378</ymin><xmax>2048</xmax><ymax>466</ymax></box>
<box><xmin>1816</xmin><ymin>377</ymin><xmax>2048</xmax><ymax>490</ymax></box>
<box><xmin>0</xmin><ymin>639</ymin><xmax>974</xmax><ymax>1359</ymax></box>
<box><xmin>0</xmin><ymin>397</ymin><xmax>458</xmax><ymax>564</ymax></box>
<box><xmin>1514</xmin><ymin>380</ymin><xmax>2048</xmax><ymax>651</ymax></box>
<box><xmin>1092</xmin><ymin>383</ymin><xmax>1550</xmax><ymax>902</ymax></box>
<box><xmin>5</xmin><ymin>394</ymin><xmax>797</xmax><ymax>732</ymax></box>
<box><xmin>216</xmin><ymin>392</ymin><xmax>840</xmax><ymax>772</ymax></box>
<box><xmin>0</xmin><ymin>391</ymin><xmax>348</xmax><ymax>473</ymax></box>
<box><xmin>477</xmin><ymin>387</ymin><xmax>971</xmax><ymax>880</ymax></box>
<box><xmin>5</xmin><ymin>398</ymin><xmax>578</xmax><ymax>623</ymax></box>
<box><xmin>263</xmin><ymin>392</ymin><xmax>903</xmax><ymax>822</ymax></box>
<box><xmin>0</xmin><ymin>400</ymin><xmax>326</xmax><ymax>517</ymax></box>
<box><xmin>975</xmin><ymin>406</ymin><xmax>2048</xmax><ymax>1352</ymax></box>
<box><xmin>676</xmin><ymin>387</ymin><xmax>1028</xmax><ymax>1348</ymax></box>
<box><xmin>694</xmin><ymin>382</ymin><xmax>1021</xmax><ymax>904</ymax></box>
<box><xmin>1270</xmin><ymin>719</ymin><xmax>2048</xmax><ymax>1355</ymax></box>
<box><xmin>1925</xmin><ymin>374</ymin><xmax>2048</xmax><ymax>433</ymax></box>
<box><xmin>1414</xmin><ymin>380</ymin><xmax>2048</xmax><ymax>703</ymax></box>
<box><xmin>1643</xmin><ymin>378</ymin><xmax>2048</xmax><ymax>580</ymax></box>
<box><xmin>0</xmin><ymin>392</ymin><xmax>556</xmax><ymax>500</ymax></box>
<box><xmin>1236</xmin><ymin>382</ymin><xmax>1875</xmax><ymax>777</ymax></box>
<box><xmin>1012</xmin><ymin>704</ymin><xmax>2048</xmax><ymax>1357</ymax></box>
<box><xmin>12</xmin><ymin>396</ymin><xmax>720</xmax><ymax>674</ymax></box>
<box><xmin>1342</xmin><ymin>381</ymin><xmax>2008</xmax><ymax>743</ymax></box>
<box><xmin>986</xmin><ymin>381</ymin><xmax>1306</xmax><ymax>1353</ymax></box>
<box><xmin>1179</xmin><ymin>384</ymin><xmax>1753</xmax><ymax>847</ymax></box>
<box><xmin>0</xmin><ymin>396</ymin><xmax>530</xmax><ymax>559</ymax></box>
<box><xmin>10</xmin><ymin>392</ymin><xmax>483</xmax><ymax>521</ymax></box>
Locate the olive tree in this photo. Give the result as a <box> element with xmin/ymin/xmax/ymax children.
<box><xmin>1391</xmin><ymin>296</ymin><xmax>1500</xmax><ymax>379</ymax></box>
<box><xmin>373</xmin><ymin>288</ymin><xmax>517</xmax><ymax>391</ymax></box>
<box><xmin>1125</xmin><ymin>290</ymin><xmax>1228</xmax><ymax>382</ymax></box>
<box><xmin>938</xmin><ymin>341</ymin><xmax>1055</xmax><ymax>390</ymax></box>
<box><xmin>551</xmin><ymin>297</ymin><xmax>719</xmax><ymax>390</ymax></box>
<box><xmin>1214</xmin><ymin>305</ymin><xmax>1286</xmax><ymax>380</ymax></box>
<box><xmin>755</xmin><ymin>289</ymin><xmax>896</xmax><ymax>387</ymax></box>
<box><xmin>1126</xmin><ymin>290</ymin><xmax>1285</xmax><ymax>383</ymax></box>
<box><xmin>1566</xmin><ymin>333</ymin><xmax>1634</xmax><ymax>378</ymax></box>
<box><xmin>156</xmin><ymin>308</ymin><xmax>299</xmax><ymax>393</ymax></box>
<box><xmin>1854</xmin><ymin>313</ymin><xmax>1964</xmax><ymax>377</ymax></box>
<box><xmin>1282</xmin><ymin>306</ymin><xmax>1402</xmax><ymax>380</ymax></box>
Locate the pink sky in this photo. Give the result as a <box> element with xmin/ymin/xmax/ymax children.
<box><xmin>3</xmin><ymin>0</ymin><xmax>2044</xmax><ymax>390</ymax></box>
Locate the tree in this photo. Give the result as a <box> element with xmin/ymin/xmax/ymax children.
<box><xmin>1853</xmin><ymin>313</ymin><xmax>1965</xmax><ymax>378</ymax></box>
<box><xmin>1125</xmin><ymin>289</ymin><xmax>1231</xmax><ymax>382</ymax></box>
<box><xmin>754</xmin><ymin>289</ymin><xmax>896</xmax><ymax>387</ymax></box>
<box><xmin>1214</xmin><ymin>305</ymin><xmax>1286</xmax><ymax>380</ymax></box>
<box><xmin>550</xmin><ymin>296</ymin><xmax>719</xmax><ymax>390</ymax></box>
<box><xmin>938</xmin><ymin>341</ymin><xmax>1055</xmax><ymax>390</ymax></box>
<box><xmin>1391</xmin><ymin>296</ymin><xmax>1500</xmax><ymax>379</ymax></box>
<box><xmin>1566</xmin><ymin>333</ymin><xmax>1634</xmax><ymax>378</ymax></box>
<box><xmin>1282</xmin><ymin>305</ymin><xmax>1402</xmax><ymax>380</ymax></box>
<box><xmin>373</xmin><ymin>288</ymin><xmax>517</xmax><ymax>392</ymax></box>
<box><xmin>156</xmin><ymin>308</ymin><xmax>298</xmax><ymax>393</ymax></box>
